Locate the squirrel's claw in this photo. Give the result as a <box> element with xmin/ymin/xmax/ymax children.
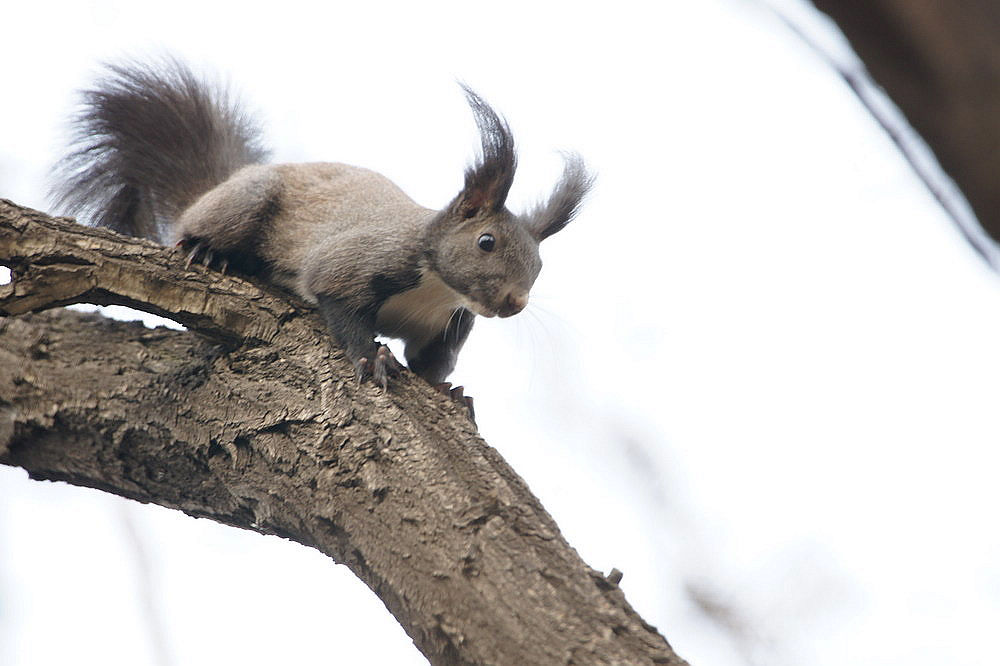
<box><xmin>372</xmin><ymin>345</ymin><xmax>401</xmax><ymax>391</ymax></box>
<box><xmin>181</xmin><ymin>241</ymin><xmax>201</xmax><ymax>269</ymax></box>
<box><xmin>433</xmin><ymin>382</ymin><xmax>477</xmax><ymax>424</ymax></box>
<box><xmin>178</xmin><ymin>237</ymin><xmax>225</xmax><ymax>272</ymax></box>
<box><xmin>354</xmin><ymin>357</ymin><xmax>370</xmax><ymax>385</ymax></box>
<box><xmin>355</xmin><ymin>345</ymin><xmax>401</xmax><ymax>390</ymax></box>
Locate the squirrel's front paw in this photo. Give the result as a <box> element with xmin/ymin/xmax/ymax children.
<box><xmin>433</xmin><ymin>383</ymin><xmax>476</xmax><ymax>424</ymax></box>
<box><xmin>355</xmin><ymin>344</ymin><xmax>402</xmax><ymax>390</ymax></box>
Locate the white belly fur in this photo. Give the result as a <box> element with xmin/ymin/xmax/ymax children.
<box><xmin>375</xmin><ymin>268</ymin><xmax>468</xmax><ymax>351</ymax></box>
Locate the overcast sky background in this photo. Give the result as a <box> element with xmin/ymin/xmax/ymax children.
<box><xmin>3</xmin><ymin>1</ymin><xmax>1000</xmax><ymax>665</ymax></box>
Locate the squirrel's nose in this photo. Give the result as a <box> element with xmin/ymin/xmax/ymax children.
<box><xmin>499</xmin><ymin>291</ymin><xmax>528</xmax><ymax>317</ymax></box>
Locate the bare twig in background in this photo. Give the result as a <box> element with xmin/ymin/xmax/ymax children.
<box><xmin>762</xmin><ymin>0</ymin><xmax>1000</xmax><ymax>269</ymax></box>
<box><xmin>117</xmin><ymin>503</ymin><xmax>173</xmax><ymax>666</ymax></box>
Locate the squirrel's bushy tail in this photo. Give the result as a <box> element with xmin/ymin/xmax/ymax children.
<box><xmin>51</xmin><ymin>58</ymin><xmax>269</xmax><ymax>243</ymax></box>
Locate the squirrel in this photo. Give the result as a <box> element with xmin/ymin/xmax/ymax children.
<box><xmin>51</xmin><ymin>59</ymin><xmax>592</xmax><ymax>408</ymax></box>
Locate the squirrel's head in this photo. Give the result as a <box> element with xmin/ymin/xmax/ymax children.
<box><xmin>426</xmin><ymin>86</ymin><xmax>593</xmax><ymax>319</ymax></box>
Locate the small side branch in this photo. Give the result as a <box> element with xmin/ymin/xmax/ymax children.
<box><xmin>0</xmin><ymin>199</ymin><xmax>296</xmax><ymax>344</ymax></box>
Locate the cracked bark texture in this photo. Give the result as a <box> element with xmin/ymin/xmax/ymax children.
<box><xmin>811</xmin><ymin>0</ymin><xmax>1000</xmax><ymax>244</ymax></box>
<box><xmin>0</xmin><ymin>200</ymin><xmax>685</xmax><ymax>666</ymax></box>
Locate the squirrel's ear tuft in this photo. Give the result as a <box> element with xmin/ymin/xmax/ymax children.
<box><xmin>449</xmin><ymin>85</ymin><xmax>517</xmax><ymax>218</ymax></box>
<box><xmin>527</xmin><ymin>153</ymin><xmax>594</xmax><ymax>240</ymax></box>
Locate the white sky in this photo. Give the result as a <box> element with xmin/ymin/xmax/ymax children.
<box><xmin>3</xmin><ymin>1</ymin><xmax>999</xmax><ymax>665</ymax></box>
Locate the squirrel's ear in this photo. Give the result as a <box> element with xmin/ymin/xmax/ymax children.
<box><xmin>527</xmin><ymin>153</ymin><xmax>594</xmax><ymax>240</ymax></box>
<box><xmin>448</xmin><ymin>85</ymin><xmax>517</xmax><ymax>219</ymax></box>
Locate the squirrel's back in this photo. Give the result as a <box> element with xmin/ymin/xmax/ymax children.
<box><xmin>266</xmin><ymin>163</ymin><xmax>432</xmax><ymax>273</ymax></box>
<box><xmin>171</xmin><ymin>160</ymin><xmax>433</xmax><ymax>285</ymax></box>
<box><xmin>51</xmin><ymin>59</ymin><xmax>269</xmax><ymax>242</ymax></box>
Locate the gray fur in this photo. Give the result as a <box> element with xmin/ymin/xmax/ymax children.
<box><xmin>526</xmin><ymin>153</ymin><xmax>595</xmax><ymax>240</ymax></box>
<box><xmin>53</xmin><ymin>58</ymin><xmax>592</xmax><ymax>386</ymax></box>
<box><xmin>451</xmin><ymin>84</ymin><xmax>517</xmax><ymax>217</ymax></box>
<box><xmin>51</xmin><ymin>58</ymin><xmax>268</xmax><ymax>242</ymax></box>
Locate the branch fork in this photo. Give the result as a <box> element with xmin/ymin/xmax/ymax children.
<box><xmin>0</xmin><ymin>199</ymin><xmax>684</xmax><ymax>666</ymax></box>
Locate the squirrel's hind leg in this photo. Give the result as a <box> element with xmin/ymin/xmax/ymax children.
<box><xmin>174</xmin><ymin>164</ymin><xmax>280</xmax><ymax>274</ymax></box>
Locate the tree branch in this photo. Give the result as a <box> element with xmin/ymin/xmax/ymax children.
<box><xmin>810</xmin><ymin>0</ymin><xmax>1000</xmax><ymax>250</ymax></box>
<box><xmin>0</xmin><ymin>199</ymin><xmax>685</xmax><ymax>665</ymax></box>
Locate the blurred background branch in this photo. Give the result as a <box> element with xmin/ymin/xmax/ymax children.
<box><xmin>810</xmin><ymin>0</ymin><xmax>1000</xmax><ymax>262</ymax></box>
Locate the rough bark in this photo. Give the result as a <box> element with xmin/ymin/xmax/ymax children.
<box><xmin>0</xmin><ymin>199</ymin><xmax>685</xmax><ymax>666</ymax></box>
<box><xmin>811</xmin><ymin>0</ymin><xmax>1000</xmax><ymax>244</ymax></box>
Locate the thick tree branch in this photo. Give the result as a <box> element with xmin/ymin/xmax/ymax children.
<box><xmin>0</xmin><ymin>199</ymin><xmax>685</xmax><ymax>665</ymax></box>
<box><xmin>810</xmin><ymin>0</ymin><xmax>1000</xmax><ymax>249</ymax></box>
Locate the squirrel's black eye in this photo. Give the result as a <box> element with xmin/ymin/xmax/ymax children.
<box><xmin>478</xmin><ymin>233</ymin><xmax>496</xmax><ymax>252</ymax></box>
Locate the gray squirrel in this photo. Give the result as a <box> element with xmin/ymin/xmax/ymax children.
<box><xmin>52</xmin><ymin>59</ymin><xmax>592</xmax><ymax>402</ymax></box>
